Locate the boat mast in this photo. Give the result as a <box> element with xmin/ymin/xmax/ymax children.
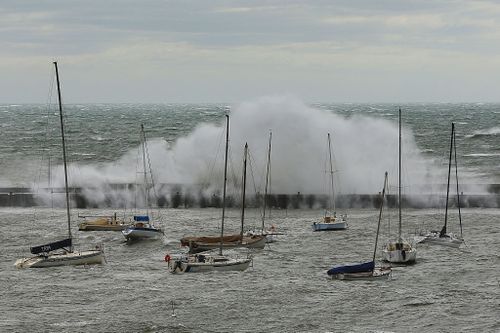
<box><xmin>48</xmin><ymin>155</ymin><xmax>54</xmax><ymax>209</ymax></box>
<box><xmin>240</xmin><ymin>143</ymin><xmax>248</xmax><ymax>242</ymax></box>
<box><xmin>327</xmin><ymin>133</ymin><xmax>336</xmax><ymax>214</ymax></box>
<box><xmin>140</xmin><ymin>124</ymin><xmax>149</xmax><ymax>216</ymax></box>
<box><xmin>453</xmin><ymin>125</ymin><xmax>463</xmax><ymax>237</ymax></box>
<box><xmin>398</xmin><ymin>108</ymin><xmax>402</xmax><ymax>243</ymax></box>
<box><xmin>443</xmin><ymin>123</ymin><xmax>454</xmax><ymax>236</ymax></box>
<box><xmin>54</xmin><ymin>61</ymin><xmax>72</xmax><ymax>247</ymax></box>
<box><xmin>261</xmin><ymin>131</ymin><xmax>272</xmax><ymax>233</ymax></box>
<box><xmin>219</xmin><ymin>115</ymin><xmax>229</xmax><ymax>256</ymax></box>
<box><xmin>373</xmin><ymin>172</ymin><xmax>388</xmax><ymax>262</ymax></box>
<box><xmin>48</xmin><ymin>155</ymin><xmax>51</xmax><ymax>191</ymax></box>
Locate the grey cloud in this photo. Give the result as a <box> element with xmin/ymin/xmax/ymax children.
<box><xmin>1</xmin><ymin>0</ymin><xmax>500</xmax><ymax>102</ymax></box>
<box><xmin>2</xmin><ymin>0</ymin><xmax>499</xmax><ymax>50</ymax></box>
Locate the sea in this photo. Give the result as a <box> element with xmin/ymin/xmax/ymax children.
<box><xmin>0</xmin><ymin>101</ymin><xmax>499</xmax><ymax>332</ymax></box>
<box><xmin>0</xmin><ymin>101</ymin><xmax>499</xmax><ymax>189</ymax></box>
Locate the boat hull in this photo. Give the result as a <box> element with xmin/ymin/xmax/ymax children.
<box><xmin>122</xmin><ymin>227</ymin><xmax>163</xmax><ymax>241</ymax></box>
<box><xmin>330</xmin><ymin>268</ymin><xmax>392</xmax><ymax>280</ymax></box>
<box><xmin>79</xmin><ymin>223</ymin><xmax>127</xmax><ymax>231</ymax></box>
<box><xmin>245</xmin><ymin>229</ymin><xmax>280</xmax><ymax>243</ymax></box>
<box><xmin>168</xmin><ymin>256</ymin><xmax>251</xmax><ymax>273</ymax></box>
<box><xmin>183</xmin><ymin>235</ymin><xmax>266</xmax><ymax>254</ymax></box>
<box><xmin>264</xmin><ymin>233</ymin><xmax>278</xmax><ymax>243</ymax></box>
<box><xmin>15</xmin><ymin>250</ymin><xmax>104</xmax><ymax>269</ymax></box>
<box><xmin>382</xmin><ymin>248</ymin><xmax>417</xmax><ymax>264</ymax></box>
<box><xmin>78</xmin><ymin>216</ymin><xmax>127</xmax><ymax>231</ymax></box>
<box><xmin>312</xmin><ymin>221</ymin><xmax>347</xmax><ymax>231</ymax></box>
<box><xmin>418</xmin><ymin>233</ymin><xmax>463</xmax><ymax>248</ymax></box>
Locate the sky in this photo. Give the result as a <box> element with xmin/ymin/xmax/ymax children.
<box><xmin>1</xmin><ymin>0</ymin><xmax>500</xmax><ymax>103</ymax></box>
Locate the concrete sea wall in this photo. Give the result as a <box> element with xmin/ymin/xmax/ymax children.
<box><xmin>1</xmin><ymin>185</ymin><xmax>499</xmax><ymax>209</ymax></box>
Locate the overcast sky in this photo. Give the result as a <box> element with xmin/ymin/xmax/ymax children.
<box><xmin>1</xmin><ymin>0</ymin><xmax>499</xmax><ymax>103</ymax></box>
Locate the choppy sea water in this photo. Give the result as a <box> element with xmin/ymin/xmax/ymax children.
<box><xmin>1</xmin><ymin>206</ymin><xmax>499</xmax><ymax>332</ymax></box>
<box><xmin>1</xmin><ymin>100</ymin><xmax>499</xmax><ymax>331</ymax></box>
<box><xmin>0</xmin><ymin>102</ymin><xmax>499</xmax><ymax>188</ymax></box>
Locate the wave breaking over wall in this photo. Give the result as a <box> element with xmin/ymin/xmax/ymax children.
<box><xmin>37</xmin><ymin>96</ymin><xmax>488</xmax><ymax>208</ymax></box>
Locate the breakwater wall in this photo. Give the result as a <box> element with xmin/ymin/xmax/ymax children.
<box><xmin>1</xmin><ymin>185</ymin><xmax>499</xmax><ymax>209</ymax></box>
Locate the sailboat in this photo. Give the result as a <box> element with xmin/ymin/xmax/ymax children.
<box><xmin>312</xmin><ymin>133</ymin><xmax>347</xmax><ymax>231</ymax></box>
<box><xmin>15</xmin><ymin>62</ymin><xmax>104</xmax><ymax>268</ymax></box>
<box><xmin>78</xmin><ymin>212</ymin><xmax>128</xmax><ymax>231</ymax></box>
<box><xmin>167</xmin><ymin>115</ymin><xmax>252</xmax><ymax>273</ymax></box>
<box><xmin>418</xmin><ymin>123</ymin><xmax>464</xmax><ymax>248</ymax></box>
<box><xmin>121</xmin><ymin>124</ymin><xmax>164</xmax><ymax>241</ymax></box>
<box><xmin>245</xmin><ymin>131</ymin><xmax>280</xmax><ymax>243</ymax></box>
<box><xmin>328</xmin><ymin>172</ymin><xmax>392</xmax><ymax>280</ymax></box>
<box><xmin>166</xmin><ymin>251</ymin><xmax>252</xmax><ymax>273</ymax></box>
<box><xmin>382</xmin><ymin>108</ymin><xmax>417</xmax><ymax>264</ymax></box>
<box><xmin>180</xmin><ymin>116</ymin><xmax>266</xmax><ymax>253</ymax></box>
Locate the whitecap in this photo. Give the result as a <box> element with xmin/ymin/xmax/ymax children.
<box><xmin>464</xmin><ymin>153</ymin><xmax>500</xmax><ymax>157</ymax></box>
<box><xmin>466</xmin><ymin>127</ymin><xmax>500</xmax><ymax>138</ymax></box>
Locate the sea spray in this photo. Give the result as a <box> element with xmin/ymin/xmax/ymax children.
<box><xmin>35</xmin><ymin>96</ymin><xmax>463</xmax><ymax>208</ymax></box>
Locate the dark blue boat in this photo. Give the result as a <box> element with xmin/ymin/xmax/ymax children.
<box><xmin>327</xmin><ymin>172</ymin><xmax>391</xmax><ymax>279</ymax></box>
<box><xmin>327</xmin><ymin>261</ymin><xmax>374</xmax><ymax>276</ymax></box>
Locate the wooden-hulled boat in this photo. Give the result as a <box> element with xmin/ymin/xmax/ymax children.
<box><xmin>180</xmin><ymin>234</ymin><xmax>266</xmax><ymax>254</ymax></box>
<box><xmin>78</xmin><ymin>213</ymin><xmax>128</xmax><ymax>231</ymax></box>
<box><xmin>169</xmin><ymin>117</ymin><xmax>255</xmax><ymax>273</ymax></box>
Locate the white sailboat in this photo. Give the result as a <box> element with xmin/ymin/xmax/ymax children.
<box><xmin>382</xmin><ymin>108</ymin><xmax>417</xmax><ymax>264</ymax></box>
<box><xmin>15</xmin><ymin>62</ymin><xmax>104</xmax><ymax>268</ymax></box>
<box><xmin>418</xmin><ymin>123</ymin><xmax>464</xmax><ymax>248</ymax></box>
<box><xmin>246</xmin><ymin>131</ymin><xmax>280</xmax><ymax>242</ymax></box>
<box><xmin>312</xmin><ymin>133</ymin><xmax>347</xmax><ymax>231</ymax></box>
<box><xmin>180</xmin><ymin>116</ymin><xmax>265</xmax><ymax>253</ymax></box>
<box><xmin>166</xmin><ymin>252</ymin><xmax>251</xmax><ymax>273</ymax></box>
<box><xmin>122</xmin><ymin>124</ymin><xmax>164</xmax><ymax>241</ymax></box>
<box><xmin>328</xmin><ymin>172</ymin><xmax>392</xmax><ymax>280</ymax></box>
<box><xmin>168</xmin><ymin>115</ymin><xmax>252</xmax><ymax>273</ymax></box>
